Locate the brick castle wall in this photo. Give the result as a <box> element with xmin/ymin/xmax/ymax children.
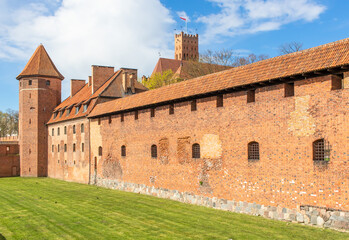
<box><xmin>0</xmin><ymin>143</ymin><xmax>20</xmax><ymax>177</ymax></box>
<box><xmin>89</xmin><ymin>74</ymin><xmax>349</xmax><ymax>212</ymax></box>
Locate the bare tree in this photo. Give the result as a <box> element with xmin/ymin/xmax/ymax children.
<box><xmin>279</xmin><ymin>42</ymin><xmax>303</xmax><ymax>55</ymax></box>
<box><xmin>0</xmin><ymin>109</ymin><xmax>18</xmax><ymax>137</ymax></box>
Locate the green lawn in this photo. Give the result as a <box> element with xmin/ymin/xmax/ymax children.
<box><xmin>0</xmin><ymin>178</ymin><xmax>347</xmax><ymax>240</ymax></box>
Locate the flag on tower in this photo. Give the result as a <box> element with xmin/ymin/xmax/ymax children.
<box><xmin>180</xmin><ymin>17</ymin><xmax>186</xmax><ymax>21</ymax></box>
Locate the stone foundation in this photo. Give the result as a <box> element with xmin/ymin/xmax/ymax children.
<box><xmin>95</xmin><ymin>178</ymin><xmax>349</xmax><ymax>231</ymax></box>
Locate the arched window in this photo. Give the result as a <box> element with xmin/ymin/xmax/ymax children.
<box><xmin>52</xmin><ymin>128</ymin><xmax>54</xmax><ymax>136</ymax></box>
<box><xmin>81</xmin><ymin>143</ymin><xmax>84</xmax><ymax>152</ymax></box>
<box><xmin>121</xmin><ymin>145</ymin><xmax>126</xmax><ymax>157</ymax></box>
<box><xmin>151</xmin><ymin>145</ymin><xmax>157</xmax><ymax>158</ymax></box>
<box><xmin>81</xmin><ymin>124</ymin><xmax>84</xmax><ymax>133</ymax></box>
<box><xmin>64</xmin><ymin>144</ymin><xmax>67</xmax><ymax>152</ymax></box>
<box><xmin>64</xmin><ymin>126</ymin><xmax>67</xmax><ymax>135</ymax></box>
<box><xmin>313</xmin><ymin>139</ymin><xmax>325</xmax><ymax>161</ymax></box>
<box><xmin>98</xmin><ymin>146</ymin><xmax>102</xmax><ymax>156</ymax></box>
<box><xmin>73</xmin><ymin>144</ymin><xmax>76</xmax><ymax>152</ymax></box>
<box><xmin>248</xmin><ymin>142</ymin><xmax>259</xmax><ymax>160</ymax></box>
<box><xmin>57</xmin><ymin>127</ymin><xmax>60</xmax><ymax>136</ymax></box>
<box><xmin>192</xmin><ymin>143</ymin><xmax>200</xmax><ymax>158</ymax></box>
<box><xmin>57</xmin><ymin>144</ymin><xmax>60</xmax><ymax>152</ymax></box>
<box><xmin>73</xmin><ymin>125</ymin><xmax>76</xmax><ymax>134</ymax></box>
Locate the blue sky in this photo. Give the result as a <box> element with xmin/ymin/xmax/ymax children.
<box><xmin>0</xmin><ymin>0</ymin><xmax>348</xmax><ymax>112</ymax></box>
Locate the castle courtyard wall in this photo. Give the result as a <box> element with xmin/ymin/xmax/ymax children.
<box><xmin>0</xmin><ymin>143</ymin><xmax>20</xmax><ymax>177</ymax></box>
<box><xmin>90</xmin><ymin>74</ymin><xmax>348</xmax><ymax>213</ymax></box>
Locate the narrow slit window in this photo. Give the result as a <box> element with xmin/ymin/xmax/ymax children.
<box><xmin>57</xmin><ymin>144</ymin><xmax>60</xmax><ymax>152</ymax></box>
<box><xmin>64</xmin><ymin>126</ymin><xmax>67</xmax><ymax>135</ymax></box>
<box><xmin>64</xmin><ymin>144</ymin><xmax>67</xmax><ymax>152</ymax></box>
<box><xmin>284</xmin><ymin>82</ymin><xmax>294</xmax><ymax>97</ymax></box>
<box><xmin>332</xmin><ymin>74</ymin><xmax>343</xmax><ymax>90</ymax></box>
<box><xmin>98</xmin><ymin>146</ymin><xmax>102</xmax><ymax>156</ymax></box>
<box><xmin>151</xmin><ymin>145</ymin><xmax>157</xmax><ymax>158</ymax></box>
<box><xmin>52</xmin><ymin>145</ymin><xmax>54</xmax><ymax>152</ymax></box>
<box><xmin>81</xmin><ymin>124</ymin><xmax>84</xmax><ymax>133</ymax></box>
<box><xmin>151</xmin><ymin>108</ymin><xmax>155</xmax><ymax>118</ymax></box>
<box><xmin>81</xmin><ymin>143</ymin><xmax>84</xmax><ymax>152</ymax></box>
<box><xmin>98</xmin><ymin>118</ymin><xmax>101</xmax><ymax>125</ymax></box>
<box><xmin>169</xmin><ymin>104</ymin><xmax>174</xmax><ymax>115</ymax></box>
<box><xmin>192</xmin><ymin>143</ymin><xmax>200</xmax><ymax>158</ymax></box>
<box><xmin>121</xmin><ymin>145</ymin><xmax>126</xmax><ymax>157</ymax></box>
<box><xmin>248</xmin><ymin>142</ymin><xmax>260</xmax><ymax>161</ymax></box>
<box><xmin>121</xmin><ymin>113</ymin><xmax>124</xmax><ymax>122</ymax></box>
<box><xmin>108</xmin><ymin>115</ymin><xmax>112</xmax><ymax>124</ymax></box>
<box><xmin>247</xmin><ymin>90</ymin><xmax>255</xmax><ymax>103</ymax></box>
<box><xmin>57</xmin><ymin>127</ymin><xmax>60</xmax><ymax>136</ymax></box>
<box><xmin>216</xmin><ymin>95</ymin><xmax>223</xmax><ymax>107</ymax></box>
<box><xmin>73</xmin><ymin>125</ymin><xmax>76</xmax><ymax>134</ymax></box>
<box><xmin>191</xmin><ymin>99</ymin><xmax>197</xmax><ymax>111</ymax></box>
<box><xmin>73</xmin><ymin>144</ymin><xmax>76</xmax><ymax>152</ymax></box>
<box><xmin>135</xmin><ymin>110</ymin><xmax>139</xmax><ymax>120</ymax></box>
<box><xmin>52</xmin><ymin>128</ymin><xmax>54</xmax><ymax>136</ymax></box>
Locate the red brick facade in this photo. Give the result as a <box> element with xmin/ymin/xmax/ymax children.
<box><xmin>90</xmin><ymin>74</ymin><xmax>348</xmax><ymax>210</ymax></box>
<box><xmin>0</xmin><ymin>142</ymin><xmax>20</xmax><ymax>177</ymax></box>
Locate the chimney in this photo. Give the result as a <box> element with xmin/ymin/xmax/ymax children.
<box><xmin>121</xmin><ymin>68</ymin><xmax>138</xmax><ymax>94</ymax></box>
<box><xmin>130</xmin><ymin>73</ymin><xmax>135</xmax><ymax>93</ymax></box>
<box><xmin>91</xmin><ymin>65</ymin><xmax>114</xmax><ymax>94</ymax></box>
<box><xmin>122</xmin><ymin>72</ymin><xmax>128</xmax><ymax>91</ymax></box>
<box><xmin>71</xmin><ymin>79</ymin><xmax>86</xmax><ymax>97</ymax></box>
<box><xmin>88</xmin><ymin>76</ymin><xmax>92</xmax><ymax>86</ymax></box>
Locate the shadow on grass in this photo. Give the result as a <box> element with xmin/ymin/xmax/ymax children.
<box><xmin>0</xmin><ymin>234</ymin><xmax>6</xmax><ymax>240</ymax></box>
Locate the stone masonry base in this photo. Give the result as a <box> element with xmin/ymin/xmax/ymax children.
<box><xmin>95</xmin><ymin>178</ymin><xmax>349</xmax><ymax>231</ymax></box>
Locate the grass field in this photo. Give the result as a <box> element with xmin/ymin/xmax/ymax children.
<box><xmin>0</xmin><ymin>178</ymin><xmax>347</xmax><ymax>240</ymax></box>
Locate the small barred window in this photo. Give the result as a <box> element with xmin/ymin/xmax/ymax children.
<box><xmin>313</xmin><ymin>139</ymin><xmax>325</xmax><ymax>161</ymax></box>
<box><xmin>192</xmin><ymin>143</ymin><xmax>200</xmax><ymax>158</ymax></box>
<box><xmin>248</xmin><ymin>142</ymin><xmax>260</xmax><ymax>160</ymax></box>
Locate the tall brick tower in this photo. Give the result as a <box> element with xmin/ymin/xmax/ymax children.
<box><xmin>174</xmin><ymin>31</ymin><xmax>199</xmax><ymax>61</ymax></box>
<box><xmin>17</xmin><ymin>45</ymin><xmax>64</xmax><ymax>177</ymax></box>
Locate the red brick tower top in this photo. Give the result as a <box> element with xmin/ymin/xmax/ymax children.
<box><xmin>18</xmin><ymin>45</ymin><xmax>63</xmax><ymax>177</ymax></box>
<box><xmin>17</xmin><ymin>44</ymin><xmax>64</xmax><ymax>80</ymax></box>
<box><xmin>174</xmin><ymin>31</ymin><xmax>199</xmax><ymax>61</ymax></box>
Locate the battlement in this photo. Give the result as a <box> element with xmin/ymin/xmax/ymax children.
<box><xmin>175</xmin><ymin>31</ymin><xmax>198</xmax><ymax>39</ymax></box>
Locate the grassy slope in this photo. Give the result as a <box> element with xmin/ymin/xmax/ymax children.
<box><xmin>0</xmin><ymin>178</ymin><xmax>347</xmax><ymax>240</ymax></box>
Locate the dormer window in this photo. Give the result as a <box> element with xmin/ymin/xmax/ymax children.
<box><xmin>83</xmin><ymin>104</ymin><xmax>88</xmax><ymax>113</ymax></box>
<box><xmin>60</xmin><ymin>111</ymin><xmax>63</xmax><ymax>117</ymax></box>
<box><xmin>66</xmin><ymin>108</ymin><xmax>71</xmax><ymax>116</ymax></box>
<box><xmin>54</xmin><ymin>112</ymin><xmax>58</xmax><ymax>119</ymax></box>
<box><xmin>75</xmin><ymin>106</ymin><xmax>80</xmax><ymax>114</ymax></box>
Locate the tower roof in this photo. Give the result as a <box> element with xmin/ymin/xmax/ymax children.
<box><xmin>16</xmin><ymin>44</ymin><xmax>64</xmax><ymax>80</ymax></box>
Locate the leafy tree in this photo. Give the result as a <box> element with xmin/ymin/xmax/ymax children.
<box><xmin>142</xmin><ymin>70</ymin><xmax>182</xmax><ymax>90</ymax></box>
<box><xmin>279</xmin><ymin>42</ymin><xmax>303</xmax><ymax>55</ymax></box>
<box><xmin>0</xmin><ymin>109</ymin><xmax>18</xmax><ymax>137</ymax></box>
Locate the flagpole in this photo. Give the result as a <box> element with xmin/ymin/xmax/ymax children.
<box><xmin>186</xmin><ymin>20</ymin><xmax>188</xmax><ymax>34</ymax></box>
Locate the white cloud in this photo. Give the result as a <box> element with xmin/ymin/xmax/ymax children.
<box><xmin>198</xmin><ymin>0</ymin><xmax>326</xmax><ymax>43</ymax></box>
<box><xmin>0</xmin><ymin>0</ymin><xmax>175</xmax><ymax>98</ymax></box>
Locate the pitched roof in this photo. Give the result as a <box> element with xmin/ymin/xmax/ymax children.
<box><xmin>151</xmin><ymin>58</ymin><xmax>182</xmax><ymax>77</ymax></box>
<box><xmin>17</xmin><ymin>45</ymin><xmax>64</xmax><ymax>80</ymax></box>
<box><xmin>89</xmin><ymin>37</ymin><xmax>349</xmax><ymax>118</ymax></box>
<box><xmin>47</xmin><ymin>70</ymin><xmax>121</xmax><ymax>124</ymax></box>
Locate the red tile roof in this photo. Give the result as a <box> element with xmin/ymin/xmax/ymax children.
<box><xmin>89</xmin><ymin>37</ymin><xmax>349</xmax><ymax>118</ymax></box>
<box><xmin>47</xmin><ymin>70</ymin><xmax>121</xmax><ymax>124</ymax></box>
<box><xmin>151</xmin><ymin>58</ymin><xmax>182</xmax><ymax>77</ymax></box>
<box><xmin>17</xmin><ymin>45</ymin><xmax>64</xmax><ymax>80</ymax></box>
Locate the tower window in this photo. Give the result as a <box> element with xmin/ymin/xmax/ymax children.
<box><xmin>247</xmin><ymin>90</ymin><xmax>256</xmax><ymax>103</ymax></box>
<box><xmin>52</xmin><ymin>145</ymin><xmax>54</xmax><ymax>152</ymax></box>
<box><xmin>98</xmin><ymin>146</ymin><xmax>102</xmax><ymax>156</ymax></box>
<box><xmin>29</xmin><ymin>80</ymin><xmax>32</xmax><ymax>85</ymax></box>
<box><xmin>191</xmin><ymin>100</ymin><xmax>197</xmax><ymax>111</ymax></box>
<box><xmin>64</xmin><ymin>126</ymin><xmax>67</xmax><ymax>134</ymax></box>
<box><xmin>46</xmin><ymin>80</ymin><xmax>50</xmax><ymax>86</ymax></box>
<box><xmin>169</xmin><ymin>104</ymin><xmax>174</xmax><ymax>115</ymax></box>
<box><xmin>284</xmin><ymin>83</ymin><xmax>294</xmax><ymax>97</ymax></box>
<box><xmin>73</xmin><ymin>144</ymin><xmax>76</xmax><ymax>152</ymax></box>
<box><xmin>216</xmin><ymin>95</ymin><xmax>223</xmax><ymax>108</ymax></box>
<box><xmin>121</xmin><ymin>145</ymin><xmax>126</xmax><ymax>157</ymax></box>
<box><xmin>192</xmin><ymin>143</ymin><xmax>200</xmax><ymax>158</ymax></box>
<box><xmin>52</xmin><ymin>128</ymin><xmax>54</xmax><ymax>136</ymax></box>
<box><xmin>81</xmin><ymin>143</ymin><xmax>84</xmax><ymax>152</ymax></box>
<box><xmin>81</xmin><ymin>124</ymin><xmax>84</xmax><ymax>133</ymax></box>
<box><xmin>313</xmin><ymin>139</ymin><xmax>325</xmax><ymax>161</ymax></box>
<box><xmin>64</xmin><ymin>144</ymin><xmax>67</xmax><ymax>152</ymax></box>
<box><xmin>151</xmin><ymin>145</ymin><xmax>157</xmax><ymax>158</ymax></box>
<box><xmin>57</xmin><ymin>144</ymin><xmax>60</xmax><ymax>152</ymax></box>
<box><xmin>248</xmin><ymin>142</ymin><xmax>260</xmax><ymax>161</ymax></box>
<box><xmin>57</xmin><ymin>127</ymin><xmax>60</xmax><ymax>136</ymax></box>
<box><xmin>73</xmin><ymin>125</ymin><xmax>76</xmax><ymax>134</ymax></box>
